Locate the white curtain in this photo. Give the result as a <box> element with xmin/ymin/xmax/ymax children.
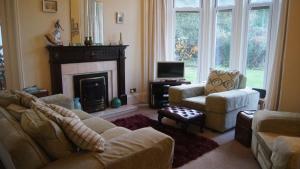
<box><xmin>142</xmin><ymin>0</ymin><xmax>171</xmax><ymax>99</ymax></box>
<box><xmin>265</xmin><ymin>0</ymin><xmax>289</xmax><ymax>110</ymax></box>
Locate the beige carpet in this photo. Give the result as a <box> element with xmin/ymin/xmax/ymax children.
<box><xmin>105</xmin><ymin>105</ymin><xmax>260</xmax><ymax>169</ymax></box>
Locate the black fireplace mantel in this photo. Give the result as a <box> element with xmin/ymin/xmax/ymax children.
<box><xmin>47</xmin><ymin>45</ymin><xmax>128</xmax><ymax>105</ymax></box>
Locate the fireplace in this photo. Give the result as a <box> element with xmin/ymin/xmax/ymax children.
<box><xmin>73</xmin><ymin>73</ymin><xmax>109</xmax><ymax>113</ymax></box>
<box><xmin>47</xmin><ymin>45</ymin><xmax>128</xmax><ymax>106</ymax></box>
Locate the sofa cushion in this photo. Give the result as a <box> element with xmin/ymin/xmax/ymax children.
<box><xmin>12</xmin><ymin>90</ymin><xmax>39</xmax><ymax>108</ymax></box>
<box><xmin>20</xmin><ymin>109</ymin><xmax>74</xmax><ymax>160</ymax></box>
<box><xmin>6</xmin><ymin>104</ymin><xmax>28</xmax><ymax>121</ymax></box>
<box><xmin>48</xmin><ymin>104</ymin><xmax>80</xmax><ymax>120</ymax></box>
<box><xmin>0</xmin><ymin>107</ymin><xmax>49</xmax><ymax>169</ymax></box>
<box><xmin>182</xmin><ymin>96</ymin><xmax>206</xmax><ymax>111</ymax></box>
<box><xmin>82</xmin><ymin>117</ymin><xmax>116</xmax><ymax>134</ymax></box>
<box><xmin>71</xmin><ymin>109</ymin><xmax>93</xmax><ymax>120</ymax></box>
<box><xmin>0</xmin><ymin>90</ymin><xmax>20</xmax><ymax>107</ymax></box>
<box><xmin>31</xmin><ymin>101</ymin><xmax>106</xmax><ymax>152</ymax></box>
<box><xmin>205</xmin><ymin>69</ymin><xmax>240</xmax><ymax>95</ymax></box>
<box><xmin>101</xmin><ymin>127</ymin><xmax>131</xmax><ymax>140</ymax></box>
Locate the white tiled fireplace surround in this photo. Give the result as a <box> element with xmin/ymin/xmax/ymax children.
<box><xmin>61</xmin><ymin>61</ymin><xmax>118</xmax><ymax>102</ymax></box>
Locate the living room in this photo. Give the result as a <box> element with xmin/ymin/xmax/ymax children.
<box><xmin>0</xmin><ymin>0</ymin><xmax>299</xmax><ymax>169</ymax></box>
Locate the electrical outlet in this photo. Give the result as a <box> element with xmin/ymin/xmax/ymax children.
<box><xmin>130</xmin><ymin>88</ymin><xmax>137</xmax><ymax>93</ymax></box>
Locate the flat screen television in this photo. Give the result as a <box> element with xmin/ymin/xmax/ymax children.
<box><xmin>157</xmin><ymin>62</ymin><xmax>184</xmax><ymax>80</ymax></box>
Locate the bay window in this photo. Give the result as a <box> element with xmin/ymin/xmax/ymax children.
<box><xmin>170</xmin><ymin>0</ymin><xmax>278</xmax><ymax>89</ymax></box>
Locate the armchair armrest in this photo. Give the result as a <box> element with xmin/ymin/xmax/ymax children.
<box><xmin>271</xmin><ymin>136</ymin><xmax>300</xmax><ymax>169</ymax></box>
<box><xmin>206</xmin><ymin>89</ymin><xmax>259</xmax><ymax>113</ymax></box>
<box><xmin>252</xmin><ymin>110</ymin><xmax>300</xmax><ymax>136</ymax></box>
<box><xmin>99</xmin><ymin>127</ymin><xmax>174</xmax><ymax>169</ymax></box>
<box><xmin>169</xmin><ymin>84</ymin><xmax>205</xmax><ymax>105</ymax></box>
<box><xmin>40</xmin><ymin>94</ymin><xmax>74</xmax><ymax>109</ymax></box>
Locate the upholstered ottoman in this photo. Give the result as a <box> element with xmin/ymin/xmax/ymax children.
<box><xmin>157</xmin><ymin>106</ymin><xmax>206</xmax><ymax>132</ymax></box>
<box><xmin>235</xmin><ymin>110</ymin><xmax>256</xmax><ymax>147</ymax></box>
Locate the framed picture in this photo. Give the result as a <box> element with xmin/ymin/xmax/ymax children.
<box><xmin>43</xmin><ymin>0</ymin><xmax>57</xmax><ymax>13</ymax></box>
<box><xmin>116</xmin><ymin>12</ymin><xmax>124</xmax><ymax>24</ymax></box>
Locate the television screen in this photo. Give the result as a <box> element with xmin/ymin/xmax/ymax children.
<box><xmin>157</xmin><ymin>62</ymin><xmax>184</xmax><ymax>78</ymax></box>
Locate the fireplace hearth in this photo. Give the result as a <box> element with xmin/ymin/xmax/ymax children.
<box><xmin>73</xmin><ymin>73</ymin><xmax>109</xmax><ymax>113</ymax></box>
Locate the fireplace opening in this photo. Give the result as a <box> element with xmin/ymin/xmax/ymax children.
<box><xmin>73</xmin><ymin>73</ymin><xmax>109</xmax><ymax>113</ymax></box>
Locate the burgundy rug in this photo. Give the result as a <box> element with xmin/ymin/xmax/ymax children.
<box><xmin>112</xmin><ymin>114</ymin><xmax>219</xmax><ymax>168</ymax></box>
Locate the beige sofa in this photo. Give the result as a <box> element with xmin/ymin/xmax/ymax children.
<box><xmin>252</xmin><ymin>110</ymin><xmax>300</xmax><ymax>169</ymax></box>
<box><xmin>0</xmin><ymin>94</ymin><xmax>174</xmax><ymax>169</ymax></box>
<box><xmin>169</xmin><ymin>75</ymin><xmax>259</xmax><ymax>132</ymax></box>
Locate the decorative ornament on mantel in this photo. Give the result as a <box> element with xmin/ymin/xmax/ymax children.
<box><xmin>45</xmin><ymin>20</ymin><xmax>64</xmax><ymax>46</ymax></box>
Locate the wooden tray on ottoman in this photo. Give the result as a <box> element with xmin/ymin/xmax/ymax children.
<box><xmin>157</xmin><ymin>106</ymin><xmax>206</xmax><ymax>132</ymax></box>
<box><xmin>235</xmin><ymin>110</ymin><xmax>256</xmax><ymax>147</ymax></box>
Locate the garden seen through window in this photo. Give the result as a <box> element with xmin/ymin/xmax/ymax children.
<box><xmin>173</xmin><ymin>0</ymin><xmax>274</xmax><ymax>88</ymax></box>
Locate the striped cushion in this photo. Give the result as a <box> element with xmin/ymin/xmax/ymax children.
<box><xmin>32</xmin><ymin>101</ymin><xmax>105</xmax><ymax>152</ymax></box>
<box><xmin>48</xmin><ymin>104</ymin><xmax>80</xmax><ymax>120</ymax></box>
<box><xmin>32</xmin><ymin>101</ymin><xmax>62</xmax><ymax>123</ymax></box>
<box><xmin>60</xmin><ymin>117</ymin><xmax>105</xmax><ymax>152</ymax></box>
<box><xmin>13</xmin><ymin>90</ymin><xmax>39</xmax><ymax>108</ymax></box>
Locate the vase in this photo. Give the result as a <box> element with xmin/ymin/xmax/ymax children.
<box><xmin>111</xmin><ymin>97</ymin><xmax>121</xmax><ymax>108</ymax></box>
<box><xmin>74</xmin><ymin>97</ymin><xmax>82</xmax><ymax>110</ymax></box>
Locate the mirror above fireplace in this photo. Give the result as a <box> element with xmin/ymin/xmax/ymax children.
<box><xmin>70</xmin><ymin>0</ymin><xmax>104</xmax><ymax>45</ymax></box>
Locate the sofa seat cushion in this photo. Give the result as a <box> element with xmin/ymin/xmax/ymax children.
<box><xmin>182</xmin><ymin>96</ymin><xmax>206</xmax><ymax>111</ymax></box>
<box><xmin>101</xmin><ymin>127</ymin><xmax>131</xmax><ymax>141</ymax></box>
<box><xmin>82</xmin><ymin>117</ymin><xmax>116</xmax><ymax>134</ymax></box>
<box><xmin>71</xmin><ymin>109</ymin><xmax>93</xmax><ymax>120</ymax></box>
<box><xmin>257</xmin><ymin>132</ymin><xmax>281</xmax><ymax>159</ymax></box>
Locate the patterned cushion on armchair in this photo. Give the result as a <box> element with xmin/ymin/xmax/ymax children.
<box><xmin>205</xmin><ymin>69</ymin><xmax>240</xmax><ymax>95</ymax></box>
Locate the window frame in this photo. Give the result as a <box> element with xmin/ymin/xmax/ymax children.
<box><xmin>242</xmin><ymin>0</ymin><xmax>273</xmax><ymax>88</ymax></box>
<box><xmin>211</xmin><ymin>0</ymin><xmax>236</xmax><ymax>70</ymax></box>
<box><xmin>172</xmin><ymin>0</ymin><xmax>202</xmax><ymax>83</ymax></box>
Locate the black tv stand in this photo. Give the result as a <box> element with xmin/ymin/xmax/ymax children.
<box><xmin>149</xmin><ymin>80</ymin><xmax>191</xmax><ymax>108</ymax></box>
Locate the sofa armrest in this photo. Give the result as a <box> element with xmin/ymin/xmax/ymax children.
<box><xmin>271</xmin><ymin>136</ymin><xmax>300</xmax><ymax>169</ymax></box>
<box><xmin>169</xmin><ymin>84</ymin><xmax>205</xmax><ymax>105</ymax></box>
<box><xmin>41</xmin><ymin>153</ymin><xmax>104</xmax><ymax>169</ymax></box>
<box><xmin>206</xmin><ymin>89</ymin><xmax>259</xmax><ymax>113</ymax></box>
<box><xmin>40</xmin><ymin>94</ymin><xmax>74</xmax><ymax>109</ymax></box>
<box><xmin>99</xmin><ymin>127</ymin><xmax>174</xmax><ymax>169</ymax></box>
<box><xmin>252</xmin><ymin>110</ymin><xmax>300</xmax><ymax>136</ymax></box>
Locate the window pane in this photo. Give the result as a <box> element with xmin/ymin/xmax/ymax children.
<box><xmin>0</xmin><ymin>26</ymin><xmax>5</xmax><ymax>90</ymax></box>
<box><xmin>250</xmin><ymin>0</ymin><xmax>272</xmax><ymax>4</ymax></box>
<box><xmin>217</xmin><ymin>0</ymin><xmax>235</xmax><ymax>7</ymax></box>
<box><xmin>246</xmin><ymin>7</ymin><xmax>270</xmax><ymax>88</ymax></box>
<box><xmin>215</xmin><ymin>10</ymin><xmax>233</xmax><ymax>70</ymax></box>
<box><xmin>175</xmin><ymin>0</ymin><xmax>200</xmax><ymax>8</ymax></box>
<box><xmin>175</xmin><ymin>12</ymin><xmax>200</xmax><ymax>83</ymax></box>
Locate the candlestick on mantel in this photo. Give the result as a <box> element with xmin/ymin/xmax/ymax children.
<box><xmin>119</xmin><ymin>32</ymin><xmax>123</xmax><ymax>45</ymax></box>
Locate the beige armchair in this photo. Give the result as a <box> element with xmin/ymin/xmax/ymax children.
<box><xmin>252</xmin><ymin>110</ymin><xmax>300</xmax><ymax>169</ymax></box>
<box><xmin>169</xmin><ymin>75</ymin><xmax>259</xmax><ymax>132</ymax></box>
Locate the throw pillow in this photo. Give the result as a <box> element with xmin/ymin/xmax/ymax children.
<box><xmin>6</xmin><ymin>104</ymin><xmax>28</xmax><ymax>121</ymax></box>
<box><xmin>60</xmin><ymin>117</ymin><xmax>106</xmax><ymax>153</ymax></box>
<box><xmin>205</xmin><ymin>69</ymin><xmax>240</xmax><ymax>95</ymax></box>
<box><xmin>0</xmin><ymin>90</ymin><xmax>20</xmax><ymax>107</ymax></box>
<box><xmin>20</xmin><ymin>109</ymin><xmax>74</xmax><ymax>160</ymax></box>
<box><xmin>32</xmin><ymin>101</ymin><xmax>105</xmax><ymax>152</ymax></box>
<box><xmin>12</xmin><ymin>90</ymin><xmax>39</xmax><ymax>108</ymax></box>
<box><xmin>48</xmin><ymin>104</ymin><xmax>80</xmax><ymax>120</ymax></box>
